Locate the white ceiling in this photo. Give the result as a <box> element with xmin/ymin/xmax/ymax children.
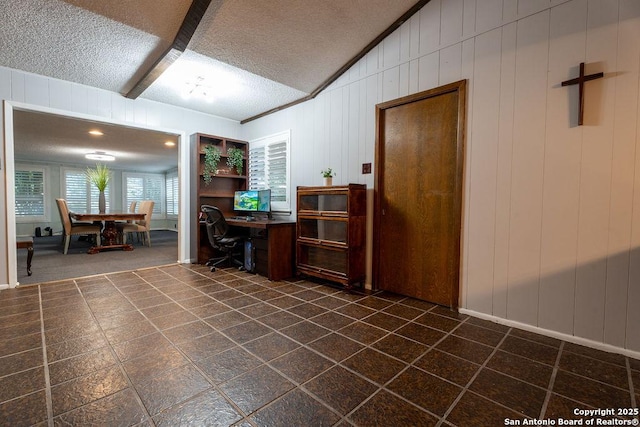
<box><xmin>13</xmin><ymin>110</ymin><xmax>179</xmax><ymax>173</ymax></box>
<box><xmin>2</xmin><ymin>0</ymin><xmax>422</xmax><ymax>171</ymax></box>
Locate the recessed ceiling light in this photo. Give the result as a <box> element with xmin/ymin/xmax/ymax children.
<box><xmin>88</xmin><ymin>130</ymin><xmax>104</xmax><ymax>136</ymax></box>
<box><xmin>85</xmin><ymin>151</ymin><xmax>115</xmax><ymax>161</ymax></box>
<box><xmin>164</xmin><ymin>141</ymin><xmax>176</xmax><ymax>147</ymax></box>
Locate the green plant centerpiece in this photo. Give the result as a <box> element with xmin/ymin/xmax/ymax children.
<box><xmin>321</xmin><ymin>168</ymin><xmax>335</xmax><ymax>186</ymax></box>
<box><xmin>226</xmin><ymin>147</ymin><xmax>244</xmax><ymax>175</ymax></box>
<box><xmin>86</xmin><ymin>163</ymin><xmax>110</xmax><ymax>213</ymax></box>
<box><xmin>203</xmin><ymin>145</ymin><xmax>221</xmax><ymax>184</ymax></box>
<box><xmin>321</xmin><ymin>168</ymin><xmax>335</xmax><ymax>178</ymax></box>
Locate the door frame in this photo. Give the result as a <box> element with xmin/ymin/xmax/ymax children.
<box><xmin>372</xmin><ymin>80</ymin><xmax>467</xmax><ymax>306</ymax></box>
<box><xmin>3</xmin><ymin>100</ymin><xmax>190</xmax><ymax>288</ymax></box>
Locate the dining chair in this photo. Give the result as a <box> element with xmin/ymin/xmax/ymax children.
<box><xmin>118</xmin><ymin>200</ymin><xmax>154</xmax><ymax>246</ymax></box>
<box><xmin>55</xmin><ymin>198</ymin><xmax>101</xmax><ymax>254</ymax></box>
<box><xmin>127</xmin><ymin>201</ymin><xmax>137</xmax><ymax>221</ymax></box>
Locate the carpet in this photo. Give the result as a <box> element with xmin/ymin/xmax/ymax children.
<box><xmin>15</xmin><ymin>230</ymin><xmax>179</xmax><ymax>285</ymax></box>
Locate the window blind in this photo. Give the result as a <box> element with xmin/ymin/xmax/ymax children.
<box><xmin>64</xmin><ymin>169</ymin><xmax>110</xmax><ymax>213</ymax></box>
<box><xmin>249</xmin><ymin>130</ymin><xmax>290</xmax><ymax>211</ymax></box>
<box><xmin>124</xmin><ymin>173</ymin><xmax>164</xmax><ymax>215</ymax></box>
<box><xmin>166</xmin><ymin>174</ymin><xmax>178</xmax><ymax>217</ymax></box>
<box><xmin>267</xmin><ymin>141</ymin><xmax>287</xmax><ymax>203</ymax></box>
<box><xmin>15</xmin><ymin>169</ymin><xmax>45</xmax><ymax>217</ymax></box>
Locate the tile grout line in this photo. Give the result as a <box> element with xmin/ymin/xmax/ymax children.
<box><xmin>96</xmin><ymin>273</ymin><xmax>164</xmax><ymax>425</ymax></box>
<box><xmin>37</xmin><ymin>285</ymin><xmax>54</xmax><ymax>427</ymax></box>
<box><xmin>342</xmin><ymin>308</ymin><xmax>472</xmax><ymax>425</ymax></box>
<box><xmin>205</xmin><ymin>272</ymin><xmax>351</xmax><ymax>423</ymax></box>
<box><xmin>627</xmin><ymin>358</ymin><xmax>637</xmax><ymax>409</ymax></box>
<box><xmin>53</xmin><ymin>274</ymin><xmax>156</xmax><ymax>423</ymax></box>
<box><xmin>171</xmin><ymin>268</ymin><xmax>435</xmax><ymax>423</ymax></box>
<box><xmin>19</xmin><ymin>266</ymin><xmax>637</xmax><ymax>426</ymax></box>
<box><xmin>539</xmin><ymin>340</ymin><xmax>565</xmax><ymax>419</ymax></box>
<box><xmin>436</xmin><ymin>326</ymin><xmax>515</xmax><ymax>427</ymax></box>
<box><xmin>127</xmin><ymin>269</ymin><xmax>252</xmax><ymax>422</ymax></box>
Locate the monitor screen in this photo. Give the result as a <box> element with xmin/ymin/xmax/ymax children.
<box><xmin>233</xmin><ymin>190</ymin><xmax>259</xmax><ymax>212</ymax></box>
<box><xmin>257</xmin><ymin>189</ymin><xmax>271</xmax><ymax>212</ymax></box>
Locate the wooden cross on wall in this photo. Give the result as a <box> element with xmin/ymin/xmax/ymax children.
<box><xmin>561</xmin><ymin>62</ymin><xmax>604</xmax><ymax>126</ymax></box>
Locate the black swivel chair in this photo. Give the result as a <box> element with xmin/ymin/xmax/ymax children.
<box><xmin>201</xmin><ymin>205</ymin><xmax>245</xmax><ymax>271</ymax></box>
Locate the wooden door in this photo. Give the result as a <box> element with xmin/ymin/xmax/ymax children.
<box><xmin>374</xmin><ymin>81</ymin><xmax>466</xmax><ymax>308</ymax></box>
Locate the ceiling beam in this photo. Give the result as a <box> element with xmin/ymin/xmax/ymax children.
<box><xmin>125</xmin><ymin>0</ymin><xmax>213</xmax><ymax>99</ymax></box>
<box><xmin>241</xmin><ymin>0</ymin><xmax>432</xmax><ymax>124</ymax></box>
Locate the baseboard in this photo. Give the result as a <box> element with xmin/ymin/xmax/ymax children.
<box><xmin>153</xmin><ymin>228</ymin><xmax>178</xmax><ymax>233</ymax></box>
<box><xmin>459</xmin><ymin>308</ymin><xmax>640</xmax><ymax>361</ymax></box>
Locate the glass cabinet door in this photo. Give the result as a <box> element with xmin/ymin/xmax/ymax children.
<box><xmin>298</xmin><ymin>218</ymin><xmax>347</xmax><ymax>243</ymax></box>
<box><xmin>298</xmin><ymin>194</ymin><xmax>348</xmax><ymax>212</ymax></box>
<box><xmin>298</xmin><ymin>245</ymin><xmax>348</xmax><ymax>275</ymax></box>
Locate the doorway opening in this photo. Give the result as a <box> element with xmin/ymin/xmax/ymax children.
<box><xmin>4</xmin><ymin>101</ymin><xmax>190</xmax><ymax>288</ymax></box>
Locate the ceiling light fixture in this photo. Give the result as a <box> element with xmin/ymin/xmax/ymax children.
<box><xmin>88</xmin><ymin>130</ymin><xmax>104</xmax><ymax>136</ymax></box>
<box><xmin>182</xmin><ymin>76</ymin><xmax>215</xmax><ymax>102</ymax></box>
<box><xmin>164</xmin><ymin>141</ymin><xmax>176</xmax><ymax>147</ymax></box>
<box><xmin>85</xmin><ymin>151</ymin><xmax>115</xmax><ymax>161</ymax></box>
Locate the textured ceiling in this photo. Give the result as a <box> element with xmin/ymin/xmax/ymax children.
<box><xmin>13</xmin><ymin>110</ymin><xmax>179</xmax><ymax>173</ymax></box>
<box><xmin>2</xmin><ymin>0</ymin><xmax>421</xmax><ymax>170</ymax></box>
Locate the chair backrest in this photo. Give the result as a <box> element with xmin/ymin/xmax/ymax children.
<box><xmin>201</xmin><ymin>205</ymin><xmax>229</xmax><ymax>248</ymax></box>
<box><xmin>137</xmin><ymin>200</ymin><xmax>155</xmax><ymax>228</ymax></box>
<box><xmin>127</xmin><ymin>201</ymin><xmax>137</xmax><ymax>223</ymax></box>
<box><xmin>56</xmin><ymin>198</ymin><xmax>72</xmax><ymax>234</ymax></box>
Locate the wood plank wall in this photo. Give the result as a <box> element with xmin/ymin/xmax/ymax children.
<box><xmin>241</xmin><ymin>0</ymin><xmax>640</xmax><ymax>353</ymax></box>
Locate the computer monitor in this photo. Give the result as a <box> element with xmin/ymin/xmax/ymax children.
<box><xmin>257</xmin><ymin>189</ymin><xmax>271</xmax><ymax>213</ymax></box>
<box><xmin>233</xmin><ymin>189</ymin><xmax>272</xmax><ymax>219</ymax></box>
<box><xmin>233</xmin><ymin>190</ymin><xmax>259</xmax><ymax>212</ymax></box>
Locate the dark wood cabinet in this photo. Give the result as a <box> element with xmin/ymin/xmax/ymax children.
<box><xmin>296</xmin><ymin>184</ymin><xmax>366</xmax><ymax>287</ymax></box>
<box><xmin>193</xmin><ymin>133</ymin><xmax>248</xmax><ymax>264</ymax></box>
<box><xmin>228</xmin><ymin>219</ymin><xmax>295</xmax><ymax>281</ymax></box>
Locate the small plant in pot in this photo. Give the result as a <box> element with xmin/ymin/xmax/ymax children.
<box><xmin>321</xmin><ymin>168</ymin><xmax>335</xmax><ymax>186</ymax></box>
<box><xmin>86</xmin><ymin>163</ymin><xmax>110</xmax><ymax>213</ymax></box>
<box><xmin>226</xmin><ymin>147</ymin><xmax>244</xmax><ymax>175</ymax></box>
<box><xmin>203</xmin><ymin>145</ymin><xmax>221</xmax><ymax>184</ymax></box>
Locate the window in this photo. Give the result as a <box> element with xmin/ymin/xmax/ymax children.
<box><xmin>63</xmin><ymin>168</ymin><xmax>110</xmax><ymax>213</ymax></box>
<box><xmin>165</xmin><ymin>171</ymin><xmax>178</xmax><ymax>218</ymax></box>
<box><xmin>123</xmin><ymin>173</ymin><xmax>164</xmax><ymax>217</ymax></box>
<box><xmin>249</xmin><ymin>130</ymin><xmax>291</xmax><ymax>212</ymax></box>
<box><xmin>15</xmin><ymin>165</ymin><xmax>48</xmax><ymax>222</ymax></box>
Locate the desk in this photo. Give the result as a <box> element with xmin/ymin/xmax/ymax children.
<box><xmin>199</xmin><ymin>218</ymin><xmax>295</xmax><ymax>281</ymax></box>
<box><xmin>70</xmin><ymin>212</ymin><xmax>146</xmax><ymax>254</ymax></box>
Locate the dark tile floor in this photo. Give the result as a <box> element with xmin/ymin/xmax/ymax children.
<box><xmin>0</xmin><ymin>264</ymin><xmax>638</xmax><ymax>426</ymax></box>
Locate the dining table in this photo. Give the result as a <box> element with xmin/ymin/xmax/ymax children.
<box><xmin>69</xmin><ymin>211</ymin><xmax>146</xmax><ymax>254</ymax></box>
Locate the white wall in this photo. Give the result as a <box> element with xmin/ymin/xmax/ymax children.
<box><xmin>1</xmin><ymin>66</ymin><xmax>242</xmax><ymax>284</ymax></box>
<box><xmin>241</xmin><ymin>0</ymin><xmax>640</xmax><ymax>353</ymax></box>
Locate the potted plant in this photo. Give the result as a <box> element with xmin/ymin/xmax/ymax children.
<box><xmin>86</xmin><ymin>163</ymin><xmax>110</xmax><ymax>213</ymax></box>
<box><xmin>203</xmin><ymin>145</ymin><xmax>221</xmax><ymax>184</ymax></box>
<box><xmin>226</xmin><ymin>147</ymin><xmax>244</xmax><ymax>175</ymax></box>
<box><xmin>321</xmin><ymin>168</ymin><xmax>335</xmax><ymax>186</ymax></box>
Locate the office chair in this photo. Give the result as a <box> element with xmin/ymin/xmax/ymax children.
<box><xmin>201</xmin><ymin>205</ymin><xmax>245</xmax><ymax>271</ymax></box>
